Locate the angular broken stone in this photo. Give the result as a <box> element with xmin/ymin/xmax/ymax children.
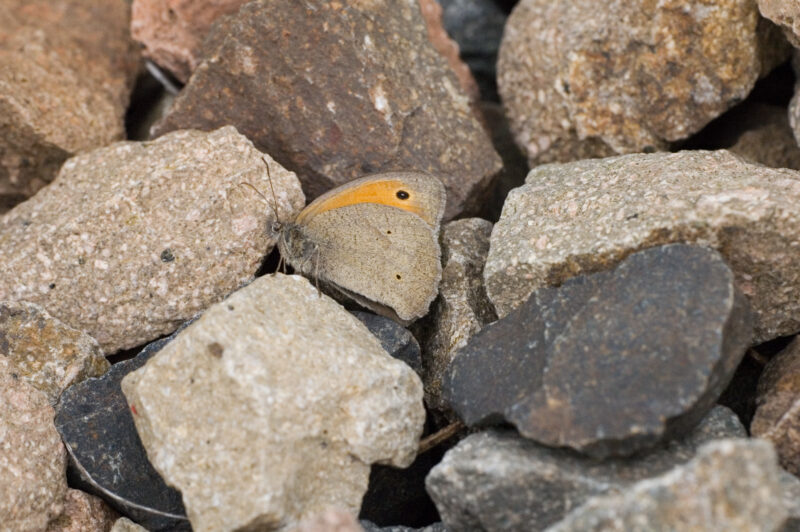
<box><xmin>485</xmin><ymin>150</ymin><xmax>800</xmax><ymax>342</ymax></box>
<box><xmin>0</xmin><ymin>301</ymin><xmax>108</xmax><ymax>405</ymax></box>
<box><xmin>110</xmin><ymin>518</ymin><xmax>149</xmax><ymax>532</ymax></box>
<box><xmin>0</xmin><ymin>126</ymin><xmax>304</xmax><ymax>353</ymax></box>
<box><xmin>291</xmin><ymin>509</ymin><xmax>364</xmax><ymax>532</ymax></box>
<box><xmin>131</xmin><ymin>0</ymin><xmax>249</xmax><ymax>82</ymax></box>
<box><xmin>361</xmin><ymin>523</ymin><xmax>445</xmax><ymax>532</ymax></box>
<box><xmin>45</xmin><ymin>489</ymin><xmax>118</xmax><ymax>532</ymax></box>
<box><xmin>121</xmin><ymin>274</ymin><xmax>425</xmax><ymax>531</ymax></box>
<box><xmin>152</xmin><ymin>0</ymin><xmax>501</xmax><ymax>219</ymax></box>
<box><xmin>0</xmin><ymin>0</ymin><xmax>139</xmax><ymax>211</ymax></box>
<box><xmin>547</xmin><ymin>439</ymin><xmax>786</xmax><ymax>532</ymax></box>
<box><xmin>0</xmin><ymin>356</ymin><xmax>67</xmax><ymax>531</ymax></box>
<box><xmin>55</xmin><ymin>324</ymin><xmax>190</xmax><ymax>531</ymax></box>
<box><xmin>425</xmin><ymin>406</ymin><xmax>745</xmax><ymax>532</ymax></box>
<box><xmin>752</xmin><ymin>336</ymin><xmax>800</xmax><ymax>476</ymax></box>
<box><xmin>352</xmin><ymin>311</ymin><xmax>422</xmax><ymax>375</ymax></box>
<box><xmin>497</xmin><ymin>0</ymin><xmax>765</xmax><ymax>166</ymax></box>
<box><xmin>415</xmin><ymin>218</ymin><xmax>496</xmax><ymax>415</ymax></box>
<box><xmin>759</xmin><ymin>0</ymin><xmax>800</xmax><ymax>47</ymax></box>
<box><xmin>450</xmin><ymin>245</ymin><xmax>751</xmax><ymax>458</ymax></box>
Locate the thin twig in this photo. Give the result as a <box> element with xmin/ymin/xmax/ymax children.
<box><xmin>418</xmin><ymin>421</ymin><xmax>464</xmax><ymax>454</ymax></box>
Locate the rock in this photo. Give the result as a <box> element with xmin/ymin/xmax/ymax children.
<box><xmin>729</xmin><ymin>103</ymin><xmax>800</xmax><ymax>170</ymax></box>
<box><xmin>352</xmin><ymin>312</ymin><xmax>422</xmax><ymax>375</ymax></box>
<box><xmin>46</xmin><ymin>489</ymin><xmax>118</xmax><ymax>532</ymax></box>
<box><xmin>361</xmin><ymin>522</ymin><xmax>445</xmax><ymax>532</ymax></box>
<box><xmin>546</xmin><ymin>439</ymin><xmax>786</xmax><ymax>532</ymax></box>
<box><xmin>0</xmin><ymin>356</ymin><xmax>67</xmax><ymax>531</ymax></box>
<box><xmin>55</xmin><ymin>325</ymin><xmax>191</xmax><ymax>531</ymax></box>
<box><xmin>752</xmin><ymin>336</ymin><xmax>800</xmax><ymax>476</ymax></box>
<box><xmin>485</xmin><ymin>150</ymin><xmax>800</xmax><ymax>342</ymax></box>
<box><xmin>111</xmin><ymin>518</ymin><xmax>150</xmax><ymax>532</ymax></box>
<box><xmin>291</xmin><ymin>510</ymin><xmax>364</xmax><ymax>532</ymax></box>
<box><xmin>131</xmin><ymin>0</ymin><xmax>249</xmax><ymax>83</ymax></box>
<box><xmin>759</xmin><ymin>0</ymin><xmax>800</xmax><ymax>47</ymax></box>
<box><xmin>0</xmin><ymin>301</ymin><xmax>108</xmax><ymax>405</ymax></box>
<box><xmin>418</xmin><ymin>0</ymin><xmax>479</xmax><ymax>103</ymax></box>
<box><xmin>415</xmin><ymin>218</ymin><xmax>495</xmax><ymax>415</ymax></box>
<box><xmin>451</xmin><ymin>245</ymin><xmax>751</xmax><ymax>458</ymax></box>
<box><xmin>780</xmin><ymin>471</ymin><xmax>800</xmax><ymax>531</ymax></box>
<box><xmin>0</xmin><ymin>126</ymin><xmax>304</xmax><ymax>353</ymax></box>
<box><xmin>121</xmin><ymin>274</ymin><xmax>425</xmax><ymax>531</ymax></box>
<box><xmin>425</xmin><ymin>406</ymin><xmax>746</xmax><ymax>532</ymax></box>
<box><xmin>497</xmin><ymin>0</ymin><xmax>764</xmax><ymax>166</ymax></box>
<box><xmin>152</xmin><ymin>0</ymin><xmax>501</xmax><ymax>219</ymax></box>
<box><xmin>438</xmin><ymin>0</ymin><xmax>507</xmax><ymax>101</ymax></box>
<box><xmin>0</xmin><ymin>0</ymin><xmax>139</xmax><ymax>211</ymax></box>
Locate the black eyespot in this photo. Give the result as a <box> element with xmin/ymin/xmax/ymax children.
<box><xmin>396</xmin><ymin>274</ymin><xmax>402</xmax><ymax>280</ymax></box>
<box><xmin>396</xmin><ymin>190</ymin><xmax>410</xmax><ymax>200</ymax></box>
<box><xmin>386</xmin><ymin>230</ymin><xmax>392</xmax><ymax>234</ymax></box>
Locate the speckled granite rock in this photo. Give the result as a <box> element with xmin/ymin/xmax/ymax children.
<box><xmin>417</xmin><ymin>218</ymin><xmax>495</xmax><ymax>415</ymax></box>
<box><xmin>425</xmin><ymin>407</ymin><xmax>746</xmax><ymax>532</ymax></box>
<box><xmin>0</xmin><ymin>301</ymin><xmax>108</xmax><ymax>405</ymax></box>
<box><xmin>0</xmin><ymin>356</ymin><xmax>67</xmax><ymax>531</ymax></box>
<box><xmin>55</xmin><ymin>324</ymin><xmax>191</xmax><ymax>531</ymax></box>
<box><xmin>0</xmin><ymin>0</ymin><xmax>139</xmax><ymax>211</ymax></box>
<box><xmin>759</xmin><ymin>0</ymin><xmax>800</xmax><ymax>47</ymax></box>
<box><xmin>121</xmin><ymin>274</ymin><xmax>425</xmax><ymax>532</ymax></box>
<box><xmin>111</xmin><ymin>518</ymin><xmax>149</xmax><ymax>532</ymax></box>
<box><xmin>498</xmin><ymin>0</ymin><xmax>764</xmax><ymax>166</ymax></box>
<box><xmin>726</xmin><ymin>103</ymin><xmax>800</xmax><ymax>170</ymax></box>
<box><xmin>361</xmin><ymin>522</ymin><xmax>445</xmax><ymax>532</ymax></box>
<box><xmin>546</xmin><ymin>439</ymin><xmax>786</xmax><ymax>532</ymax></box>
<box><xmin>291</xmin><ymin>510</ymin><xmax>364</xmax><ymax>532</ymax></box>
<box><xmin>152</xmin><ymin>0</ymin><xmax>501</xmax><ymax>219</ymax></box>
<box><xmin>485</xmin><ymin>150</ymin><xmax>800</xmax><ymax>342</ymax></box>
<box><xmin>0</xmin><ymin>126</ymin><xmax>304</xmax><ymax>353</ymax></box>
<box><xmin>449</xmin><ymin>245</ymin><xmax>751</xmax><ymax>458</ymax></box>
<box><xmin>752</xmin><ymin>336</ymin><xmax>800</xmax><ymax>476</ymax></box>
<box><xmin>131</xmin><ymin>0</ymin><xmax>249</xmax><ymax>82</ymax></box>
<box><xmin>46</xmin><ymin>489</ymin><xmax>118</xmax><ymax>532</ymax></box>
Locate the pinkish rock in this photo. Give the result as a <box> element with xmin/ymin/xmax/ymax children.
<box><xmin>131</xmin><ymin>0</ymin><xmax>249</xmax><ymax>82</ymax></box>
<box><xmin>290</xmin><ymin>509</ymin><xmax>364</xmax><ymax>532</ymax></box>
<box><xmin>45</xmin><ymin>489</ymin><xmax>118</xmax><ymax>532</ymax></box>
<box><xmin>0</xmin><ymin>126</ymin><xmax>304</xmax><ymax>353</ymax></box>
<box><xmin>0</xmin><ymin>356</ymin><xmax>67</xmax><ymax>531</ymax></box>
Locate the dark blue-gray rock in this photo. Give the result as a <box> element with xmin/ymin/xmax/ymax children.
<box><xmin>425</xmin><ymin>406</ymin><xmax>746</xmax><ymax>532</ymax></box>
<box><xmin>438</xmin><ymin>0</ymin><xmax>507</xmax><ymax>101</ymax></box>
<box><xmin>54</xmin><ymin>324</ymin><xmax>193</xmax><ymax>531</ymax></box>
<box><xmin>444</xmin><ymin>244</ymin><xmax>752</xmax><ymax>458</ymax></box>
<box><xmin>352</xmin><ymin>311</ymin><xmax>422</xmax><ymax>374</ymax></box>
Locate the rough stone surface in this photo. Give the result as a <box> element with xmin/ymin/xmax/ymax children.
<box><xmin>0</xmin><ymin>300</ymin><xmax>108</xmax><ymax>405</ymax></box>
<box><xmin>781</xmin><ymin>471</ymin><xmax>800</xmax><ymax>531</ymax></box>
<box><xmin>759</xmin><ymin>0</ymin><xmax>800</xmax><ymax>47</ymax></box>
<box><xmin>0</xmin><ymin>0</ymin><xmax>139</xmax><ymax>211</ymax></box>
<box><xmin>111</xmin><ymin>518</ymin><xmax>149</xmax><ymax>532</ymax></box>
<box><xmin>451</xmin><ymin>245</ymin><xmax>751</xmax><ymax>457</ymax></box>
<box><xmin>416</xmin><ymin>218</ymin><xmax>496</xmax><ymax>414</ymax></box>
<box><xmin>0</xmin><ymin>126</ymin><xmax>304</xmax><ymax>353</ymax></box>
<box><xmin>438</xmin><ymin>0</ymin><xmax>506</xmax><ymax>101</ymax></box>
<box><xmin>46</xmin><ymin>489</ymin><xmax>118</xmax><ymax>532</ymax></box>
<box><xmin>485</xmin><ymin>150</ymin><xmax>800</xmax><ymax>342</ymax></box>
<box><xmin>352</xmin><ymin>311</ymin><xmax>422</xmax><ymax>375</ymax></box>
<box><xmin>546</xmin><ymin>439</ymin><xmax>786</xmax><ymax>532</ymax></box>
<box><xmin>55</xmin><ymin>324</ymin><xmax>191</xmax><ymax>531</ymax></box>
<box><xmin>291</xmin><ymin>510</ymin><xmax>364</xmax><ymax>532</ymax></box>
<box><xmin>361</xmin><ymin>522</ymin><xmax>445</xmax><ymax>532</ymax></box>
<box><xmin>0</xmin><ymin>356</ymin><xmax>68</xmax><ymax>531</ymax></box>
<box><xmin>722</xmin><ymin>103</ymin><xmax>800</xmax><ymax>170</ymax></box>
<box><xmin>425</xmin><ymin>406</ymin><xmax>746</xmax><ymax>532</ymax></box>
<box><xmin>152</xmin><ymin>0</ymin><xmax>501</xmax><ymax>219</ymax></box>
<box><xmin>498</xmin><ymin>0</ymin><xmax>763</xmax><ymax>166</ymax></box>
<box><xmin>121</xmin><ymin>274</ymin><xmax>425</xmax><ymax>532</ymax></box>
<box><xmin>131</xmin><ymin>0</ymin><xmax>249</xmax><ymax>83</ymax></box>
<box><xmin>752</xmin><ymin>336</ymin><xmax>800</xmax><ymax>476</ymax></box>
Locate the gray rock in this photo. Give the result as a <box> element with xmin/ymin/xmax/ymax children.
<box><xmin>425</xmin><ymin>406</ymin><xmax>745</xmax><ymax>532</ymax></box>
<box><xmin>152</xmin><ymin>0</ymin><xmax>501</xmax><ymax>219</ymax></box>
<box><xmin>546</xmin><ymin>439</ymin><xmax>786</xmax><ymax>532</ymax></box>
<box><xmin>352</xmin><ymin>311</ymin><xmax>422</xmax><ymax>375</ymax></box>
<box><xmin>121</xmin><ymin>274</ymin><xmax>425</xmax><ymax>531</ymax></box>
<box><xmin>485</xmin><ymin>150</ymin><xmax>800</xmax><ymax>343</ymax></box>
<box><xmin>0</xmin><ymin>301</ymin><xmax>108</xmax><ymax>405</ymax></box>
<box><xmin>0</xmin><ymin>126</ymin><xmax>304</xmax><ymax>353</ymax></box>
<box><xmin>728</xmin><ymin>103</ymin><xmax>800</xmax><ymax>170</ymax></box>
<box><xmin>780</xmin><ymin>471</ymin><xmax>800</xmax><ymax>532</ymax></box>
<box><xmin>0</xmin><ymin>356</ymin><xmax>67</xmax><ymax>531</ymax></box>
<box><xmin>361</xmin><ymin>521</ymin><xmax>446</xmax><ymax>532</ymax></box>
<box><xmin>449</xmin><ymin>245</ymin><xmax>751</xmax><ymax>457</ymax></box>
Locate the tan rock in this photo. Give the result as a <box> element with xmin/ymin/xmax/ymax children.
<box><xmin>110</xmin><ymin>518</ymin><xmax>149</xmax><ymax>532</ymax></box>
<box><xmin>45</xmin><ymin>489</ymin><xmax>118</xmax><ymax>532</ymax></box>
<box><xmin>131</xmin><ymin>0</ymin><xmax>249</xmax><ymax>82</ymax></box>
<box><xmin>759</xmin><ymin>0</ymin><xmax>800</xmax><ymax>47</ymax></box>
<box><xmin>0</xmin><ymin>126</ymin><xmax>304</xmax><ymax>353</ymax></box>
<box><xmin>485</xmin><ymin>150</ymin><xmax>800</xmax><ymax>342</ymax></box>
<box><xmin>0</xmin><ymin>301</ymin><xmax>108</xmax><ymax>405</ymax></box>
<box><xmin>728</xmin><ymin>103</ymin><xmax>800</xmax><ymax>170</ymax></box>
<box><xmin>290</xmin><ymin>509</ymin><xmax>364</xmax><ymax>532</ymax></box>
<box><xmin>0</xmin><ymin>0</ymin><xmax>139</xmax><ymax>211</ymax></box>
<box><xmin>0</xmin><ymin>356</ymin><xmax>67</xmax><ymax>531</ymax></box>
<box><xmin>121</xmin><ymin>274</ymin><xmax>425</xmax><ymax>532</ymax></box>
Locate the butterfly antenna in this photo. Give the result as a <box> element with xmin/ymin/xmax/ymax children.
<box><xmin>262</xmin><ymin>157</ymin><xmax>282</xmax><ymax>223</ymax></box>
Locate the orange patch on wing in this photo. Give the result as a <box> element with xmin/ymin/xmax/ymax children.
<box><xmin>296</xmin><ymin>180</ymin><xmax>432</xmax><ymax>224</ymax></box>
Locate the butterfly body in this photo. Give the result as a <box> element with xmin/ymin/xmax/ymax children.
<box><xmin>273</xmin><ymin>172</ymin><xmax>446</xmax><ymax>325</ymax></box>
